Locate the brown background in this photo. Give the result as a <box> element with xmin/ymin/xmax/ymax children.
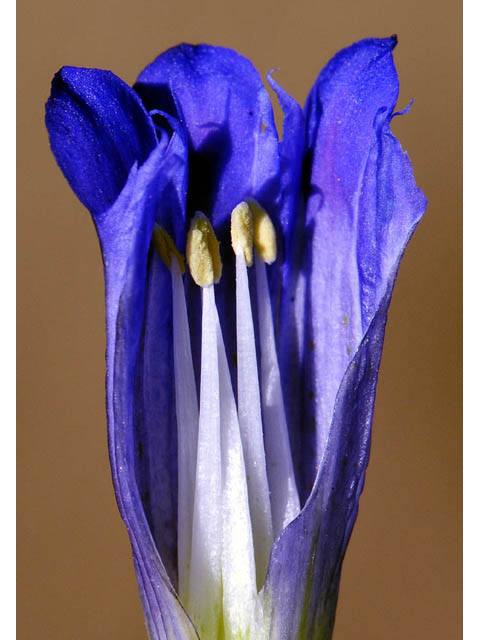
<box><xmin>17</xmin><ymin>0</ymin><xmax>461</xmax><ymax>638</ymax></box>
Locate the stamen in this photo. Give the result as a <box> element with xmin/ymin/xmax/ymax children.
<box><xmin>171</xmin><ymin>256</ymin><xmax>199</xmax><ymax>601</ymax></box>
<box><xmin>186</xmin><ymin>212</ymin><xmax>222</xmax><ymax>287</ymax></box>
<box><xmin>231</xmin><ymin>205</ymin><xmax>274</xmax><ymax>588</ymax></box>
<box><xmin>250</xmin><ymin>202</ymin><xmax>300</xmax><ymax>534</ymax></box>
<box><xmin>169</xmin><ymin>204</ymin><xmax>298</xmax><ymax>636</ymax></box>
<box><xmin>185</xmin><ymin>215</ymin><xmax>225</xmax><ymax>636</ymax></box>
<box><xmin>152</xmin><ymin>224</ymin><xmax>185</xmax><ymax>273</ymax></box>
<box><xmin>215</xmin><ymin>309</ymin><xmax>257</xmax><ymax>638</ymax></box>
<box><xmin>151</xmin><ymin>225</ymin><xmax>198</xmax><ymax>601</ymax></box>
<box><xmin>188</xmin><ymin>284</ymin><xmax>222</xmax><ymax>637</ymax></box>
<box><xmin>255</xmin><ymin>263</ymin><xmax>300</xmax><ymax>535</ymax></box>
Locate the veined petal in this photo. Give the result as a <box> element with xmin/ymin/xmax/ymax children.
<box><xmin>264</xmin><ymin>37</ymin><xmax>427</xmax><ymax>638</ymax></box>
<box><xmin>266</xmin><ymin>75</ymin><xmax>308</xmax><ymax>482</ymax></box>
<box><xmin>45</xmin><ymin>40</ymin><xmax>427</xmax><ymax>640</ymax></box>
<box><xmin>135</xmin><ymin>44</ymin><xmax>281</xmax><ymax>232</ymax></box>
<box><xmin>266</xmin><ymin>72</ymin><xmax>305</xmax><ymax>239</ymax></box>
<box><xmin>96</xmin><ymin>140</ymin><xmax>196</xmax><ymax>638</ymax></box>
<box><xmin>45</xmin><ymin>66</ymin><xmax>157</xmax><ymax>217</ymax></box>
<box><xmin>135</xmin><ymin>254</ymin><xmax>178</xmax><ymax>585</ymax></box>
<box><xmin>135</xmin><ymin>125</ymin><xmax>189</xmax><ymax>580</ymax></box>
<box><xmin>282</xmin><ymin>37</ymin><xmax>427</xmax><ymax>499</ymax></box>
<box><xmin>136</xmin><ymin>44</ymin><xmax>283</xmax><ymax>371</ymax></box>
<box><xmin>150</xmin><ymin>112</ymin><xmax>190</xmax><ymax>249</ymax></box>
<box><xmin>264</xmin><ymin>273</ymin><xmax>399</xmax><ymax>640</ymax></box>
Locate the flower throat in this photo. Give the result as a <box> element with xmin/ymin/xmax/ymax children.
<box><xmin>153</xmin><ymin>200</ymin><xmax>300</xmax><ymax>640</ymax></box>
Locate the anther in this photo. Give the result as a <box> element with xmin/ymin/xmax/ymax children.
<box><xmin>152</xmin><ymin>224</ymin><xmax>185</xmax><ymax>273</ymax></box>
<box><xmin>233</xmin><ymin>200</ymin><xmax>274</xmax><ymax>586</ymax></box>
<box><xmin>247</xmin><ymin>199</ymin><xmax>277</xmax><ymax>264</ymax></box>
<box><xmin>231</xmin><ymin>201</ymin><xmax>254</xmax><ymax>266</ymax></box>
<box><xmin>186</xmin><ymin>212</ymin><xmax>222</xmax><ymax>287</ymax></box>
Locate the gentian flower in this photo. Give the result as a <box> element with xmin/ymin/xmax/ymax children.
<box><xmin>45</xmin><ymin>36</ymin><xmax>426</xmax><ymax>640</ymax></box>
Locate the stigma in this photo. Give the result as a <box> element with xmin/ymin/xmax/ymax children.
<box><xmin>152</xmin><ymin>202</ymin><xmax>299</xmax><ymax>639</ymax></box>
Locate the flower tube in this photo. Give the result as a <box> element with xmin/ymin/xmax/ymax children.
<box><xmin>45</xmin><ymin>37</ymin><xmax>427</xmax><ymax>639</ymax></box>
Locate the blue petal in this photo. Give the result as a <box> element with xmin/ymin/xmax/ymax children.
<box><xmin>265</xmin><ymin>72</ymin><xmax>305</xmax><ymax>293</ymax></box>
<box><xmin>280</xmin><ymin>37</ymin><xmax>426</xmax><ymax>499</ymax></box>
<box><xmin>45</xmin><ymin>66</ymin><xmax>157</xmax><ymax>216</ymax></box>
<box><xmin>134</xmin><ymin>256</ymin><xmax>178</xmax><ymax>586</ymax></box>
<box><xmin>264</xmin><ymin>273</ymin><xmax>398</xmax><ymax>639</ymax></box>
<box><xmin>266</xmin><ymin>72</ymin><xmax>306</xmax><ymax>238</ymax></box>
<box><xmin>135</xmin><ymin>44</ymin><xmax>281</xmax><ymax>234</ymax></box>
<box><xmin>132</xmin><ymin>121</ymin><xmax>190</xmax><ymax>592</ymax></box>
<box><xmin>150</xmin><ymin>112</ymin><xmax>190</xmax><ymax>250</ymax></box>
<box><xmin>136</xmin><ymin>44</ymin><xmax>283</xmax><ymax>376</ymax></box>
<box><xmin>96</xmin><ymin>141</ymin><xmax>197</xmax><ymax>638</ymax></box>
<box><xmin>265</xmin><ymin>75</ymin><xmax>309</xmax><ymax>489</ymax></box>
<box><xmin>264</xmin><ymin>37</ymin><xmax>426</xmax><ymax>637</ymax></box>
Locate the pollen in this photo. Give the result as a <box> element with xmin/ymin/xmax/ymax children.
<box><xmin>247</xmin><ymin>199</ymin><xmax>277</xmax><ymax>264</ymax></box>
<box><xmin>231</xmin><ymin>201</ymin><xmax>254</xmax><ymax>266</ymax></box>
<box><xmin>152</xmin><ymin>224</ymin><xmax>185</xmax><ymax>273</ymax></box>
<box><xmin>186</xmin><ymin>212</ymin><xmax>223</xmax><ymax>287</ymax></box>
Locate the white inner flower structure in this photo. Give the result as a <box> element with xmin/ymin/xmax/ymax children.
<box><xmin>153</xmin><ymin>200</ymin><xmax>300</xmax><ymax>639</ymax></box>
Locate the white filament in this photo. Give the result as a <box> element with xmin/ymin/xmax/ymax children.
<box><xmin>235</xmin><ymin>251</ymin><xmax>273</xmax><ymax>588</ymax></box>
<box><xmin>171</xmin><ymin>257</ymin><xmax>199</xmax><ymax>602</ymax></box>
<box><xmin>188</xmin><ymin>285</ymin><xmax>222</xmax><ymax>638</ymax></box>
<box><xmin>215</xmin><ymin>310</ymin><xmax>258</xmax><ymax>639</ymax></box>
<box><xmin>255</xmin><ymin>253</ymin><xmax>300</xmax><ymax>535</ymax></box>
<box><xmin>171</xmin><ymin>229</ymin><xmax>300</xmax><ymax>638</ymax></box>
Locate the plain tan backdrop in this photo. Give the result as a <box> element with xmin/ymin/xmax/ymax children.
<box><xmin>17</xmin><ymin>0</ymin><xmax>461</xmax><ymax>638</ymax></box>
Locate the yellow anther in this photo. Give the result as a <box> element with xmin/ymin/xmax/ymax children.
<box><xmin>152</xmin><ymin>224</ymin><xmax>185</xmax><ymax>273</ymax></box>
<box><xmin>231</xmin><ymin>201</ymin><xmax>254</xmax><ymax>266</ymax></box>
<box><xmin>247</xmin><ymin>199</ymin><xmax>277</xmax><ymax>264</ymax></box>
<box><xmin>186</xmin><ymin>212</ymin><xmax>223</xmax><ymax>287</ymax></box>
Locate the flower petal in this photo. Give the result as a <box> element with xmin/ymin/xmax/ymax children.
<box><xmin>135</xmin><ymin>44</ymin><xmax>281</xmax><ymax>234</ymax></box>
<box><xmin>266</xmin><ymin>72</ymin><xmax>305</xmax><ymax>239</ymax></box>
<box><xmin>45</xmin><ymin>66</ymin><xmax>157</xmax><ymax>216</ymax></box>
<box><xmin>136</xmin><ymin>44</ymin><xmax>284</xmax><ymax>376</ymax></box>
<box><xmin>96</xmin><ymin>140</ymin><xmax>197</xmax><ymax>638</ymax></box>
<box><xmin>264</xmin><ymin>37</ymin><xmax>427</xmax><ymax>637</ymax></box>
<box><xmin>265</xmin><ymin>75</ymin><xmax>308</xmax><ymax>487</ymax></box>
<box><xmin>281</xmin><ymin>37</ymin><xmax>427</xmax><ymax>499</ymax></box>
<box><xmin>149</xmin><ymin>111</ymin><xmax>190</xmax><ymax>249</ymax></box>
<box><xmin>264</xmin><ymin>274</ymin><xmax>398</xmax><ymax>639</ymax></box>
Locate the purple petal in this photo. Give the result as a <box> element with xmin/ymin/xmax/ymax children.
<box><xmin>150</xmin><ymin>112</ymin><xmax>190</xmax><ymax>250</ymax></box>
<box><xmin>134</xmin><ymin>44</ymin><xmax>281</xmax><ymax>234</ymax></box>
<box><xmin>45</xmin><ymin>66</ymin><xmax>157</xmax><ymax>216</ymax></box>
<box><xmin>134</xmin><ymin>256</ymin><xmax>177</xmax><ymax>586</ymax></box>
<box><xmin>265</xmin><ymin>72</ymin><xmax>306</xmax><ymax>299</ymax></box>
<box><xmin>97</xmin><ymin>141</ymin><xmax>197</xmax><ymax>638</ymax></box>
<box><xmin>266</xmin><ymin>72</ymin><xmax>306</xmax><ymax>239</ymax></box>
<box><xmin>265</xmin><ymin>75</ymin><xmax>309</xmax><ymax>489</ymax></box>
<box><xmin>264</xmin><ymin>37</ymin><xmax>427</xmax><ymax>637</ymax></box>
<box><xmin>135</xmin><ymin>44</ymin><xmax>285</xmax><ymax>378</ymax></box>
<box><xmin>264</xmin><ymin>274</ymin><xmax>398</xmax><ymax>639</ymax></box>
<box><xmin>280</xmin><ymin>37</ymin><xmax>426</xmax><ymax>500</ymax></box>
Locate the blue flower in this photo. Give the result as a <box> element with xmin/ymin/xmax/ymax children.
<box><xmin>45</xmin><ymin>37</ymin><xmax>426</xmax><ymax>640</ymax></box>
